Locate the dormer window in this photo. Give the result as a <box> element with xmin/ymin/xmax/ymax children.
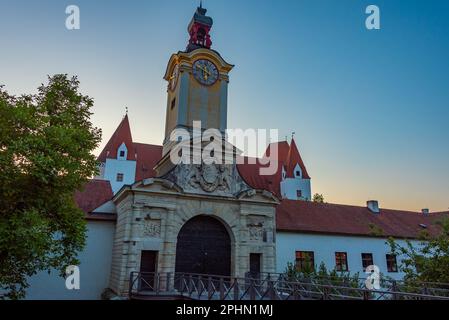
<box><xmin>294</xmin><ymin>164</ymin><xmax>302</xmax><ymax>179</ymax></box>
<box><xmin>117</xmin><ymin>142</ymin><xmax>128</xmax><ymax>160</ymax></box>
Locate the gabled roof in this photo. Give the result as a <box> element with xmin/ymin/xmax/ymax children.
<box><xmin>97</xmin><ymin>115</ymin><xmax>135</xmax><ymax>162</ymax></box>
<box><xmin>276</xmin><ymin>200</ymin><xmax>448</xmax><ymax>239</ymax></box>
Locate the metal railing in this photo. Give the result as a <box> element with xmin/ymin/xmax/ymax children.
<box><xmin>251</xmin><ymin>272</ymin><xmax>449</xmax><ymax>299</ymax></box>
<box><xmin>128</xmin><ymin>272</ymin><xmax>449</xmax><ymax>300</ymax></box>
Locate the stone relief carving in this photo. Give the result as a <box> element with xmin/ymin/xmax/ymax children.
<box><xmin>247</xmin><ymin>221</ymin><xmax>264</xmax><ymax>241</ymax></box>
<box><xmin>187</xmin><ymin>164</ymin><xmax>232</xmax><ymax>192</ymax></box>
<box><xmin>142</xmin><ymin>220</ymin><xmax>161</xmax><ymax>238</ymax></box>
<box><xmin>164</xmin><ymin>163</ymin><xmax>251</xmax><ymax>197</ymax></box>
<box><xmin>249</xmin><ymin>225</ymin><xmax>263</xmax><ymax>241</ymax></box>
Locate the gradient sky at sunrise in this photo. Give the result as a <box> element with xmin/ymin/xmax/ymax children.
<box><xmin>1</xmin><ymin>0</ymin><xmax>448</xmax><ymax>212</ymax></box>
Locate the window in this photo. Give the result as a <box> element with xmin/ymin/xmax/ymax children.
<box><xmin>116</xmin><ymin>173</ymin><xmax>124</xmax><ymax>182</ymax></box>
<box><xmin>386</xmin><ymin>254</ymin><xmax>398</xmax><ymax>272</ymax></box>
<box><xmin>296</xmin><ymin>190</ymin><xmax>302</xmax><ymax>198</ymax></box>
<box><xmin>171</xmin><ymin>98</ymin><xmax>176</xmax><ymax>110</ymax></box>
<box><xmin>119</xmin><ymin>150</ymin><xmax>125</xmax><ymax>158</ymax></box>
<box><xmin>361</xmin><ymin>253</ymin><xmax>374</xmax><ymax>271</ymax></box>
<box><xmin>335</xmin><ymin>252</ymin><xmax>348</xmax><ymax>271</ymax></box>
<box><xmin>296</xmin><ymin>251</ymin><xmax>315</xmax><ymax>272</ymax></box>
<box><xmin>296</xmin><ymin>170</ymin><xmax>301</xmax><ymax>177</ymax></box>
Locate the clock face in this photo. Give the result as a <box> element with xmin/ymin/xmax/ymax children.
<box><xmin>169</xmin><ymin>64</ymin><xmax>179</xmax><ymax>91</ymax></box>
<box><xmin>193</xmin><ymin>59</ymin><xmax>219</xmax><ymax>86</ymax></box>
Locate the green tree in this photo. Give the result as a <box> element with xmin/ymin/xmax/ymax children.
<box><xmin>284</xmin><ymin>261</ymin><xmax>364</xmax><ymax>298</ymax></box>
<box><xmin>388</xmin><ymin>217</ymin><xmax>449</xmax><ymax>285</ymax></box>
<box><xmin>0</xmin><ymin>75</ymin><xmax>102</xmax><ymax>299</ymax></box>
<box><xmin>312</xmin><ymin>193</ymin><xmax>325</xmax><ymax>203</ymax></box>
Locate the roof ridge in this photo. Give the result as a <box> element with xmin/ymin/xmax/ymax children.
<box><xmin>281</xmin><ymin>199</ymin><xmax>421</xmax><ymax>214</ymax></box>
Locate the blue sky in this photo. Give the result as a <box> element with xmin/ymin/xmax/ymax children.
<box><xmin>1</xmin><ymin>0</ymin><xmax>448</xmax><ymax>211</ymax></box>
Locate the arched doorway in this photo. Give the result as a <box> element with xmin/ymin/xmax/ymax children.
<box><xmin>175</xmin><ymin>215</ymin><xmax>231</xmax><ymax>276</ymax></box>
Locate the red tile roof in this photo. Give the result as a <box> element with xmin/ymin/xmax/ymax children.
<box><xmin>263</xmin><ymin>139</ymin><xmax>310</xmax><ymax>179</ymax></box>
<box><xmin>237</xmin><ymin>156</ymin><xmax>283</xmax><ymax>198</ymax></box>
<box><xmin>134</xmin><ymin>143</ymin><xmax>163</xmax><ymax>181</ymax></box>
<box><xmin>264</xmin><ymin>141</ymin><xmax>290</xmax><ymax>161</ymax></box>
<box><xmin>97</xmin><ymin>115</ymin><xmax>136</xmax><ymax>162</ymax></box>
<box><xmin>74</xmin><ymin>179</ymin><xmax>113</xmax><ymax>214</ymax></box>
<box><xmin>276</xmin><ymin>200</ymin><xmax>448</xmax><ymax>239</ymax></box>
<box><xmin>237</xmin><ymin>139</ymin><xmax>310</xmax><ymax>197</ymax></box>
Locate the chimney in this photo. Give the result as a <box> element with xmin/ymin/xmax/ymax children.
<box><xmin>367</xmin><ymin>200</ymin><xmax>380</xmax><ymax>214</ymax></box>
<box><xmin>421</xmin><ymin>208</ymin><xmax>429</xmax><ymax>216</ymax></box>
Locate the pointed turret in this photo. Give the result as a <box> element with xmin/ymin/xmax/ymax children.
<box><xmin>98</xmin><ymin>114</ymin><xmax>135</xmax><ymax>162</ymax></box>
<box><xmin>285</xmin><ymin>138</ymin><xmax>310</xmax><ymax>179</ymax></box>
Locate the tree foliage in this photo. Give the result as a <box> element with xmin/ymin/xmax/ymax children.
<box><xmin>284</xmin><ymin>261</ymin><xmax>363</xmax><ymax>297</ymax></box>
<box><xmin>0</xmin><ymin>75</ymin><xmax>101</xmax><ymax>299</ymax></box>
<box><xmin>388</xmin><ymin>217</ymin><xmax>449</xmax><ymax>285</ymax></box>
<box><xmin>312</xmin><ymin>193</ymin><xmax>325</xmax><ymax>203</ymax></box>
<box><xmin>285</xmin><ymin>261</ymin><xmax>360</xmax><ymax>285</ymax></box>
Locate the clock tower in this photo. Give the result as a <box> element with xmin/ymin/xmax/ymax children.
<box><xmin>161</xmin><ymin>4</ymin><xmax>234</xmax><ymax>158</ymax></box>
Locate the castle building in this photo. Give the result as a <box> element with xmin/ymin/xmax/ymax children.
<box><xmin>25</xmin><ymin>5</ymin><xmax>447</xmax><ymax>300</ymax></box>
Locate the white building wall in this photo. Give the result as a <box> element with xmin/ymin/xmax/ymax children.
<box><xmin>280</xmin><ymin>178</ymin><xmax>311</xmax><ymax>201</ymax></box>
<box><xmin>25</xmin><ymin>221</ymin><xmax>115</xmax><ymax>300</ymax></box>
<box><xmin>103</xmin><ymin>158</ymin><xmax>136</xmax><ymax>194</ymax></box>
<box><xmin>276</xmin><ymin>232</ymin><xmax>417</xmax><ymax>280</ymax></box>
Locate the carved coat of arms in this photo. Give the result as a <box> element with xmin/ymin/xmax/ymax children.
<box><xmin>187</xmin><ymin>164</ymin><xmax>231</xmax><ymax>193</ymax></box>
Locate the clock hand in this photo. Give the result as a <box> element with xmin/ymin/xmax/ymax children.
<box><xmin>197</xmin><ymin>64</ymin><xmax>211</xmax><ymax>75</ymax></box>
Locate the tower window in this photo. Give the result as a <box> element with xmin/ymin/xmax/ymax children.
<box><xmin>296</xmin><ymin>190</ymin><xmax>302</xmax><ymax>198</ymax></box>
<box><xmin>296</xmin><ymin>170</ymin><xmax>301</xmax><ymax>177</ymax></box>
<box><xmin>116</xmin><ymin>173</ymin><xmax>124</xmax><ymax>182</ymax></box>
<box><xmin>171</xmin><ymin>98</ymin><xmax>176</xmax><ymax>110</ymax></box>
<box><xmin>119</xmin><ymin>150</ymin><xmax>125</xmax><ymax>158</ymax></box>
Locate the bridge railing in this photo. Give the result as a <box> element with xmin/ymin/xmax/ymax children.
<box><xmin>128</xmin><ymin>272</ymin><xmax>449</xmax><ymax>300</ymax></box>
